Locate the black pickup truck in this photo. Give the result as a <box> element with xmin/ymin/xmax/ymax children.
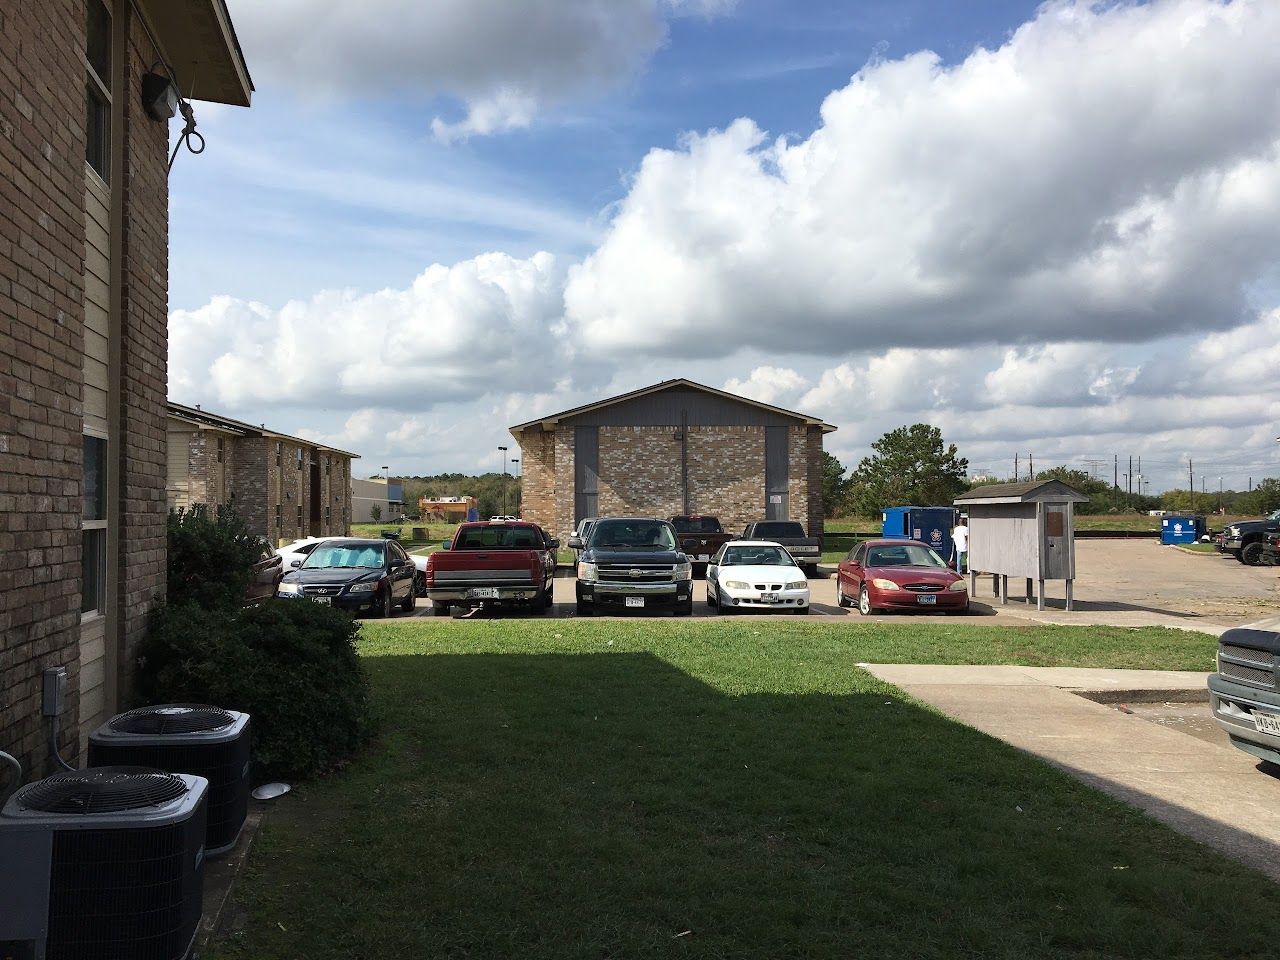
<box><xmin>740</xmin><ymin>520</ymin><xmax>822</xmax><ymax>575</ymax></box>
<box><xmin>571</xmin><ymin>517</ymin><xmax>694</xmax><ymax>616</ymax></box>
<box><xmin>1222</xmin><ymin>509</ymin><xmax>1280</xmax><ymax>565</ymax></box>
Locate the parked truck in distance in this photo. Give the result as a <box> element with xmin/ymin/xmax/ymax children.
<box><xmin>1222</xmin><ymin>509</ymin><xmax>1280</xmax><ymax>565</ymax></box>
<box><xmin>425</xmin><ymin>520</ymin><xmax>558</xmax><ymax>617</ymax></box>
<box><xmin>740</xmin><ymin>520</ymin><xmax>822</xmax><ymax>575</ymax></box>
<box><xmin>571</xmin><ymin>517</ymin><xmax>693</xmax><ymax>616</ymax></box>
<box><xmin>670</xmin><ymin>515</ymin><xmax>735</xmax><ymax>576</ymax></box>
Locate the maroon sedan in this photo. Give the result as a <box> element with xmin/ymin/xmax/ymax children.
<box><xmin>836</xmin><ymin>539</ymin><xmax>969</xmax><ymax>615</ymax></box>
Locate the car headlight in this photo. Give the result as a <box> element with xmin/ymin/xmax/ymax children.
<box><xmin>675</xmin><ymin>560</ymin><xmax>692</xmax><ymax>581</ymax></box>
<box><xmin>578</xmin><ymin>561</ymin><xmax>597</xmax><ymax>583</ymax></box>
<box><xmin>948</xmin><ymin>581</ymin><xmax>968</xmax><ymax>592</ymax></box>
<box><xmin>724</xmin><ymin>580</ymin><xmax>749</xmax><ymax>590</ymax></box>
<box><xmin>785</xmin><ymin>580</ymin><xmax>807</xmax><ymax>591</ymax></box>
<box><xmin>347</xmin><ymin>581</ymin><xmax>378</xmax><ymax>594</ymax></box>
<box><xmin>1228</xmin><ymin>526</ymin><xmax>1239</xmax><ymax>536</ymax></box>
<box><xmin>871</xmin><ymin>578</ymin><xmax>899</xmax><ymax>591</ymax></box>
<box><xmin>277</xmin><ymin>582</ymin><xmax>300</xmax><ymax>595</ymax></box>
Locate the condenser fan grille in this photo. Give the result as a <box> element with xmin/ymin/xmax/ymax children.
<box><xmin>109</xmin><ymin>703</ymin><xmax>235</xmax><ymax>734</ymax></box>
<box><xmin>17</xmin><ymin>767</ymin><xmax>188</xmax><ymax>814</ymax></box>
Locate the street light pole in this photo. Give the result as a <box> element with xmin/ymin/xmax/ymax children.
<box><xmin>498</xmin><ymin>445</ymin><xmax>508</xmax><ymax>517</ymax></box>
<box><xmin>381</xmin><ymin>465</ymin><xmax>389</xmax><ymax>521</ymax></box>
<box><xmin>511</xmin><ymin>458</ymin><xmax>519</xmax><ymax>517</ymax></box>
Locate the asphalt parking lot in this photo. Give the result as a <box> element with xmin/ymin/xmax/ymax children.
<box><xmin>407</xmin><ymin>538</ymin><xmax>1280</xmax><ymax>630</ymax></box>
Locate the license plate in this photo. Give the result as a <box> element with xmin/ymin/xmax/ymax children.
<box><xmin>313</xmin><ymin>596</ymin><xmax>331</xmax><ymax>606</ymax></box>
<box><xmin>761</xmin><ymin>592</ymin><xmax>779</xmax><ymax>602</ymax></box>
<box><xmin>1253</xmin><ymin>710</ymin><xmax>1280</xmax><ymax>736</ymax></box>
<box><xmin>916</xmin><ymin>594</ymin><xmax>937</xmax><ymax>605</ymax></box>
<box><xmin>625</xmin><ymin>596</ymin><xmax>645</xmax><ymax>608</ymax></box>
<box><xmin>697</xmin><ymin>554</ymin><xmax>709</xmax><ymax>561</ymax></box>
<box><xmin>467</xmin><ymin>587</ymin><xmax>500</xmax><ymax>599</ymax></box>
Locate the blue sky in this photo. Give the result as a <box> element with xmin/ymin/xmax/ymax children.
<box><xmin>169</xmin><ymin>1</ymin><xmax>1280</xmax><ymax>490</ymax></box>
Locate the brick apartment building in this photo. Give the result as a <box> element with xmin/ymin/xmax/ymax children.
<box><xmin>512</xmin><ymin>379</ymin><xmax>836</xmax><ymax>541</ymax></box>
<box><xmin>167</xmin><ymin>403</ymin><xmax>358</xmax><ymax>543</ymax></box>
<box><xmin>1</xmin><ymin>0</ymin><xmax>251</xmax><ymax>771</ymax></box>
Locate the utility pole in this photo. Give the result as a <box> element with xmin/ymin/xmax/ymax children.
<box><xmin>1014</xmin><ymin>454</ymin><xmax>1019</xmax><ymax>481</ymax></box>
<box><xmin>1189</xmin><ymin>458</ymin><xmax>1194</xmax><ymax>513</ymax></box>
<box><xmin>1028</xmin><ymin>453</ymin><xmax>1034</xmax><ymax>479</ymax></box>
<box><xmin>1128</xmin><ymin>455</ymin><xmax>1133</xmax><ymax>494</ymax></box>
<box><xmin>1114</xmin><ymin>454</ymin><xmax>1118</xmax><ymax>490</ymax></box>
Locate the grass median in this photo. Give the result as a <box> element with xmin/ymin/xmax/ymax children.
<box><xmin>210</xmin><ymin>621</ymin><xmax>1257</xmax><ymax>960</ymax></box>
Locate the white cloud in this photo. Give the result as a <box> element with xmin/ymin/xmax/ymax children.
<box><xmin>723</xmin><ymin>366</ymin><xmax>810</xmax><ymax>406</ymax></box>
<box><xmin>564</xmin><ymin>0</ymin><xmax>1280</xmax><ymax>355</ymax></box>
<box><xmin>169</xmin><ymin>252</ymin><xmax>566</xmax><ymax>411</ymax></box>
<box><xmin>229</xmin><ymin>0</ymin><xmax>738</xmax><ymax>138</ymax></box>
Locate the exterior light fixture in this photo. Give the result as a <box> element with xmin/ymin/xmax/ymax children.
<box><xmin>141</xmin><ymin>72</ymin><xmax>179</xmax><ymax>121</ymax></box>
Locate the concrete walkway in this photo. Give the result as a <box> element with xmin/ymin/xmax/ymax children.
<box><xmin>864</xmin><ymin>664</ymin><xmax>1280</xmax><ymax>882</ymax></box>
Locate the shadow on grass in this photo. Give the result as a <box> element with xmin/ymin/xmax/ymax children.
<box><xmin>216</xmin><ymin>653</ymin><xmax>1279</xmax><ymax>959</ymax></box>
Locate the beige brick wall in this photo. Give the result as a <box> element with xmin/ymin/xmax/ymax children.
<box><xmin>0</xmin><ymin>0</ymin><xmax>89</xmax><ymax>773</ymax></box>
<box><xmin>686</xmin><ymin>427</ymin><xmax>765</xmax><ymax>535</ymax></box>
<box><xmin>597</xmin><ymin>426</ymin><xmax>684</xmax><ymax>521</ymax></box>
<box><xmin>553</xmin><ymin>428</ymin><xmax>576</xmax><ymax>541</ymax></box>
<box><xmin>518</xmin><ymin>428</ymin><xmax>556</xmax><ymax>532</ymax></box>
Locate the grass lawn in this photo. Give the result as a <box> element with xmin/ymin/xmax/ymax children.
<box><xmin>1176</xmin><ymin>542</ymin><xmax>1221</xmax><ymax>554</ymax></box>
<box><xmin>205</xmin><ymin>621</ymin><xmax>1263</xmax><ymax>960</ymax></box>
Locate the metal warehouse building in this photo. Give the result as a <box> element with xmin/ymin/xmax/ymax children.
<box><xmin>512</xmin><ymin>379</ymin><xmax>836</xmax><ymax>541</ymax></box>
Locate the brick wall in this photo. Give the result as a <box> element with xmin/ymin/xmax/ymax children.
<box><xmin>517</xmin><ymin>428</ymin><xmax>556</xmax><ymax>532</ymax></box>
<box><xmin>687</xmin><ymin>427</ymin><xmax>766</xmax><ymax>535</ymax></box>
<box><xmin>116</xmin><ymin>15</ymin><xmax>169</xmax><ymax>702</ymax></box>
<box><xmin>231</xmin><ymin>436</ymin><xmax>269</xmax><ymax>537</ymax></box>
<box><xmin>0</xmin><ymin>0</ymin><xmax>88</xmax><ymax>775</ymax></box>
<box><xmin>805</xmin><ymin>427</ymin><xmax>825</xmax><ymax>537</ymax></box>
<box><xmin>597</xmin><ymin>427</ymin><xmax>684</xmax><ymax>521</ymax></box>
<box><xmin>553</xmin><ymin>428</ymin><xmax>576</xmax><ymax>541</ymax></box>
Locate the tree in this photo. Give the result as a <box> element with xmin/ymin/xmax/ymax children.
<box><xmin>847</xmin><ymin>424</ymin><xmax>968</xmax><ymax>516</ymax></box>
<box><xmin>369</xmin><ymin>504</ymin><xmax>382</xmax><ymax>523</ymax></box>
<box><xmin>1237</xmin><ymin>478</ymin><xmax>1280</xmax><ymax>516</ymax></box>
<box><xmin>821</xmin><ymin>451</ymin><xmax>849</xmax><ymax>517</ymax></box>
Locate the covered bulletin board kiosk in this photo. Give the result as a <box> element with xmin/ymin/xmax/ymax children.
<box><xmin>955</xmin><ymin>480</ymin><xmax>1089</xmax><ymax>611</ymax></box>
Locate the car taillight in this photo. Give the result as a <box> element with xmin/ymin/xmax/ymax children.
<box><xmin>424</xmin><ymin>556</ymin><xmax>435</xmax><ymax>586</ymax></box>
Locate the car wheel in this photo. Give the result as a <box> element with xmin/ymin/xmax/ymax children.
<box><xmin>533</xmin><ymin>584</ymin><xmax>552</xmax><ymax>614</ymax></box>
<box><xmin>380</xmin><ymin>590</ymin><xmax>394</xmax><ymax>619</ymax></box>
<box><xmin>858</xmin><ymin>585</ymin><xmax>877</xmax><ymax>616</ymax></box>
<box><xmin>414</xmin><ymin>572</ymin><xmax>427</xmax><ymax>597</ymax></box>
<box><xmin>575</xmin><ymin>599</ymin><xmax>592</xmax><ymax>617</ymax></box>
<box><xmin>1242</xmin><ymin>542</ymin><xmax>1265</xmax><ymax>565</ymax></box>
<box><xmin>794</xmin><ymin>606</ymin><xmax>810</xmax><ymax>615</ymax></box>
<box><xmin>432</xmin><ymin>600</ymin><xmax>451</xmax><ymax>617</ymax></box>
<box><xmin>675</xmin><ymin>597</ymin><xmax>694</xmax><ymax>617</ymax></box>
<box><xmin>400</xmin><ymin>586</ymin><xmax>415</xmax><ymax>612</ymax></box>
<box><xmin>836</xmin><ymin>580</ymin><xmax>852</xmax><ymax>608</ymax></box>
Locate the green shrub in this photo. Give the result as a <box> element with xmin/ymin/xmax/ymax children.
<box><xmin>135</xmin><ymin>599</ymin><xmax>374</xmax><ymax>780</ymax></box>
<box><xmin>167</xmin><ymin>503</ymin><xmax>263</xmax><ymax>610</ymax></box>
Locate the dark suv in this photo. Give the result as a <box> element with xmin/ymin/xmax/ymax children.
<box><xmin>1223</xmin><ymin>510</ymin><xmax>1280</xmax><ymax>565</ymax></box>
<box><xmin>571</xmin><ymin>517</ymin><xmax>693</xmax><ymax>616</ymax></box>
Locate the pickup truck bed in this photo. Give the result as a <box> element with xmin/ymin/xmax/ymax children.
<box><xmin>740</xmin><ymin>521</ymin><xmax>822</xmax><ymax>573</ymax></box>
<box><xmin>671</xmin><ymin>515</ymin><xmax>734</xmax><ymax>575</ymax></box>
<box><xmin>425</xmin><ymin>521</ymin><xmax>558</xmax><ymax>616</ymax></box>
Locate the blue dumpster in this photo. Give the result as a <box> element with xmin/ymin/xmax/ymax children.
<box><xmin>1161</xmin><ymin>515</ymin><xmax>1205</xmax><ymax>545</ymax></box>
<box><xmin>881</xmin><ymin>506</ymin><xmax>959</xmax><ymax>559</ymax></box>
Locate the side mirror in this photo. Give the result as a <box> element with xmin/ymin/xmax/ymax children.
<box><xmin>440</xmin><ymin>540</ymin><xmax>451</xmax><ymax>550</ymax></box>
<box><xmin>290</xmin><ymin>559</ymin><xmax>302</xmax><ymax>568</ymax></box>
<box><xmin>548</xmin><ymin>538</ymin><xmax>561</xmax><ymax>550</ymax></box>
<box><xmin>391</xmin><ymin>558</ymin><xmax>407</xmax><ymax>569</ymax></box>
<box><xmin>568</xmin><ymin>536</ymin><xmax>583</xmax><ymax>550</ymax></box>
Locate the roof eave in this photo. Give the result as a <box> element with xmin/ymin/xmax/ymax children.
<box><xmin>136</xmin><ymin>0</ymin><xmax>253</xmax><ymax>107</ymax></box>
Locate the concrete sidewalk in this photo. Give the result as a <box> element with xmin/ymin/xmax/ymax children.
<box><xmin>864</xmin><ymin>664</ymin><xmax>1280</xmax><ymax>882</ymax></box>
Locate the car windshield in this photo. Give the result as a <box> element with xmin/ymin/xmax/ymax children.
<box><xmin>751</xmin><ymin>522</ymin><xmax>805</xmax><ymax>538</ymax></box>
<box><xmin>303</xmin><ymin>542</ymin><xmax>385</xmax><ymax>569</ymax></box>
<box><xmin>720</xmin><ymin>546</ymin><xmax>795</xmax><ymax>567</ymax></box>
<box><xmin>454</xmin><ymin>525</ymin><xmax>542</xmax><ymax>549</ymax></box>
<box><xmin>673</xmin><ymin>517</ymin><xmax>722</xmax><ymax>533</ymax></box>
<box><xmin>865</xmin><ymin>544</ymin><xmax>947</xmax><ymax>568</ymax></box>
<box><xmin>589</xmin><ymin>519</ymin><xmax>677</xmax><ymax>551</ymax></box>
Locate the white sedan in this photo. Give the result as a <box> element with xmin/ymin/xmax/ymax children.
<box><xmin>706</xmin><ymin>540</ymin><xmax>810</xmax><ymax>615</ymax></box>
<box><xmin>278</xmin><ymin>536</ymin><xmax>427</xmax><ymax>595</ymax></box>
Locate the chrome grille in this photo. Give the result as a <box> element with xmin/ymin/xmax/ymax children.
<box><xmin>1221</xmin><ymin>644</ymin><xmax>1274</xmax><ymax>668</ymax></box>
<box><xmin>1221</xmin><ymin>661</ymin><xmax>1276</xmax><ymax>689</ymax></box>
<box><xmin>302</xmin><ymin>585</ymin><xmax>342</xmax><ymax>596</ymax></box>
<box><xmin>597</xmin><ymin>562</ymin><xmax>675</xmax><ymax>583</ymax></box>
<box><xmin>903</xmin><ymin>583</ymin><xmax>944</xmax><ymax>593</ymax></box>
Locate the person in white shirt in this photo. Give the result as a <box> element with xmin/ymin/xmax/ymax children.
<box><xmin>952</xmin><ymin>517</ymin><xmax>969</xmax><ymax>573</ymax></box>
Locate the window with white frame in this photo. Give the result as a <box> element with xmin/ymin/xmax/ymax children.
<box><xmin>82</xmin><ymin>435</ymin><xmax>107</xmax><ymax>616</ymax></box>
<box><xmin>84</xmin><ymin>0</ymin><xmax>111</xmax><ymax>182</ymax></box>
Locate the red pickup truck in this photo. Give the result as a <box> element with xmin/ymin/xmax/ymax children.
<box><xmin>425</xmin><ymin>521</ymin><xmax>558</xmax><ymax>617</ymax></box>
